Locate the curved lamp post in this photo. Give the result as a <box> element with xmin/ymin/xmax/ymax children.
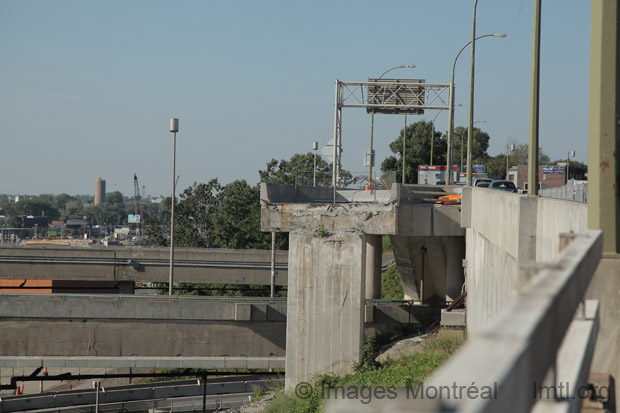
<box><xmin>368</xmin><ymin>64</ymin><xmax>416</xmax><ymax>183</ymax></box>
<box><xmin>446</xmin><ymin>33</ymin><xmax>506</xmax><ymax>185</ymax></box>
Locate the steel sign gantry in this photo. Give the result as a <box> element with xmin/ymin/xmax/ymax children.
<box><xmin>331</xmin><ymin>79</ymin><xmax>450</xmax><ymax>193</ymax></box>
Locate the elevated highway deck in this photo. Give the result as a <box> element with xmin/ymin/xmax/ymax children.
<box><xmin>0</xmin><ymin>246</ymin><xmax>288</xmax><ymax>285</ymax></box>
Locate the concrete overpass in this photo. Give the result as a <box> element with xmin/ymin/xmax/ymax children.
<box><xmin>0</xmin><ymin>293</ymin><xmax>438</xmax><ymax>369</ymax></box>
<box><xmin>0</xmin><ymin>246</ymin><xmax>288</xmax><ymax>285</ymax></box>
<box><xmin>0</xmin><ymin>180</ymin><xmax>615</xmax><ymax>413</ymax></box>
<box><xmin>262</xmin><ymin>179</ymin><xmax>618</xmax><ymax>413</ymax></box>
<box><xmin>260</xmin><ymin>183</ymin><xmax>467</xmax><ymax>389</ymax></box>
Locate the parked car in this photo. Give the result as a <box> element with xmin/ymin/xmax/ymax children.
<box><xmin>478</xmin><ymin>182</ymin><xmax>491</xmax><ymax>188</ymax></box>
<box><xmin>488</xmin><ymin>180</ymin><xmax>518</xmax><ymax>193</ymax></box>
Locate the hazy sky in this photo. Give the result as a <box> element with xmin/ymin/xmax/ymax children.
<box><xmin>1</xmin><ymin>0</ymin><xmax>590</xmax><ymax>197</ymax></box>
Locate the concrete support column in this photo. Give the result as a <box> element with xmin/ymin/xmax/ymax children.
<box><xmin>285</xmin><ymin>230</ymin><xmax>366</xmax><ymax>391</ymax></box>
<box><xmin>445</xmin><ymin>236</ymin><xmax>465</xmax><ymax>301</ymax></box>
<box><xmin>117</xmin><ymin>281</ymin><xmax>135</xmax><ymax>295</ymax></box>
<box><xmin>365</xmin><ymin>235</ymin><xmax>382</xmax><ymax>299</ymax></box>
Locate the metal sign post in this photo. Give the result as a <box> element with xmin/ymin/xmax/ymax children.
<box><xmin>331</xmin><ymin>79</ymin><xmax>449</xmax><ymax>200</ymax></box>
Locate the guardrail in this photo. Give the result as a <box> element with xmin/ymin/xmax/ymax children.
<box><xmin>0</xmin><ymin>378</ymin><xmax>283</xmax><ymax>412</ymax></box>
<box><xmin>328</xmin><ymin>230</ymin><xmax>603</xmax><ymax>412</ymax></box>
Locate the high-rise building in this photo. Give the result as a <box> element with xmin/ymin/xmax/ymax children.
<box><xmin>94</xmin><ymin>178</ymin><xmax>106</xmax><ymax>205</ymax></box>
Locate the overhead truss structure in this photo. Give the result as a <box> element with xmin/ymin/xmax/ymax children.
<box><xmin>331</xmin><ymin>79</ymin><xmax>450</xmax><ymax>187</ymax></box>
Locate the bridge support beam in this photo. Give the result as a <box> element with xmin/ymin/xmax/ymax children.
<box><xmin>285</xmin><ymin>230</ymin><xmax>365</xmax><ymax>391</ymax></box>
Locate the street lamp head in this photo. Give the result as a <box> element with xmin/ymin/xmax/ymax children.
<box><xmin>170</xmin><ymin>118</ymin><xmax>179</xmax><ymax>133</ymax></box>
<box><xmin>378</xmin><ymin>64</ymin><xmax>416</xmax><ymax>79</ymax></box>
<box><xmin>494</xmin><ymin>33</ymin><xmax>507</xmax><ymax>37</ymax></box>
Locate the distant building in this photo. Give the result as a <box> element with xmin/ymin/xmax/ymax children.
<box><xmin>507</xmin><ymin>165</ymin><xmax>586</xmax><ymax>191</ymax></box>
<box><xmin>417</xmin><ymin>165</ymin><xmax>458</xmax><ymax>185</ymax></box>
<box><xmin>94</xmin><ymin>178</ymin><xmax>106</xmax><ymax>205</ymax></box>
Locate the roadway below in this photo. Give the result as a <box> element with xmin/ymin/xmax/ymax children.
<box><xmin>0</xmin><ymin>375</ymin><xmax>280</xmax><ymax>412</ymax></box>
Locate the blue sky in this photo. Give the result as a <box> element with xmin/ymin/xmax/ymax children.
<box><xmin>0</xmin><ymin>0</ymin><xmax>590</xmax><ymax>196</ymax></box>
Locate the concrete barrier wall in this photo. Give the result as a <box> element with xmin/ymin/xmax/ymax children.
<box><xmin>465</xmin><ymin>228</ymin><xmax>517</xmax><ymax>334</ymax></box>
<box><xmin>536</xmin><ymin>197</ymin><xmax>588</xmax><ymax>261</ymax></box>
<box><xmin>462</xmin><ymin>188</ymin><xmax>523</xmax><ymax>335</ymax></box>
<box><xmin>0</xmin><ymin>296</ymin><xmax>287</xmax><ymax>358</ymax></box>
<box><xmin>0</xmin><ymin>320</ymin><xmax>286</xmax><ymax>358</ymax></box>
<box><xmin>465</xmin><ymin>188</ymin><xmax>521</xmax><ymax>259</ymax></box>
<box><xmin>463</xmin><ymin>188</ymin><xmax>591</xmax><ymax>336</ymax></box>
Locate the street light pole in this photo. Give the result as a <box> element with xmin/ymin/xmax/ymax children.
<box><xmin>567</xmin><ymin>150</ymin><xmax>575</xmax><ymax>183</ymax></box>
<box><xmin>313</xmin><ymin>141</ymin><xmax>318</xmax><ymax>186</ymax></box>
<box><xmin>169</xmin><ymin>118</ymin><xmax>179</xmax><ymax>296</ymax></box>
<box><xmin>506</xmin><ymin>143</ymin><xmax>515</xmax><ymax>179</ymax></box>
<box><xmin>447</xmin><ymin>33</ymin><xmax>506</xmax><ymax>185</ymax></box>
<box><xmin>369</xmin><ymin>64</ymin><xmax>416</xmax><ymax>183</ymax></box>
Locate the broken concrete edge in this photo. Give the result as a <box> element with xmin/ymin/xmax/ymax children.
<box><xmin>260</xmin><ymin>182</ymin><xmax>464</xmax><ymax>207</ymax></box>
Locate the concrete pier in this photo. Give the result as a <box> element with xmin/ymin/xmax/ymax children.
<box><xmin>261</xmin><ymin>183</ymin><xmax>467</xmax><ymax>390</ymax></box>
<box><xmin>285</xmin><ymin>231</ymin><xmax>366</xmax><ymax>390</ymax></box>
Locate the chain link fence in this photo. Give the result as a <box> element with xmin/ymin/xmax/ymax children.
<box><xmin>539</xmin><ymin>180</ymin><xmax>588</xmax><ymax>203</ymax></box>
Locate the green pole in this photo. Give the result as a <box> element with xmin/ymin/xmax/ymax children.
<box><xmin>528</xmin><ymin>0</ymin><xmax>541</xmax><ymax>196</ymax></box>
<box><xmin>588</xmin><ymin>0</ymin><xmax>620</xmax><ymax>254</ymax></box>
<box><xmin>466</xmin><ymin>0</ymin><xmax>478</xmax><ymax>186</ymax></box>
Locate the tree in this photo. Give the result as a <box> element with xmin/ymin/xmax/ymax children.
<box><xmin>173</xmin><ymin>179</ymin><xmax>222</xmax><ymax>248</ymax></box>
<box><xmin>213</xmin><ymin>180</ymin><xmax>271</xmax><ymax>250</ymax></box>
<box><xmin>64</xmin><ymin>199</ymin><xmax>84</xmax><ymax>216</ymax></box>
<box><xmin>479</xmin><ymin>154</ymin><xmax>507</xmax><ymax>178</ymax></box>
<box><xmin>506</xmin><ymin>143</ymin><xmax>551</xmax><ymax>167</ymax></box>
<box><xmin>84</xmin><ymin>202</ymin><xmax>130</xmax><ymax>226</ymax></box>
<box><xmin>452</xmin><ymin>126</ymin><xmax>491</xmax><ymax>164</ymax></box>
<box><xmin>55</xmin><ymin>193</ymin><xmax>73</xmax><ymax>213</ymax></box>
<box><xmin>381</xmin><ymin>120</ymin><xmax>447</xmax><ymax>184</ymax></box>
<box><xmin>147</xmin><ymin>178</ymin><xmax>285</xmax><ymax>251</ymax></box>
<box><xmin>475</xmin><ymin>143</ymin><xmax>553</xmax><ymax>179</ymax></box>
<box><xmin>259</xmin><ymin>152</ymin><xmax>358</xmax><ymax>187</ymax></box>
<box><xmin>148</xmin><ymin>178</ymin><xmax>286</xmax><ymax>298</ymax></box>
<box><xmin>260</xmin><ymin>152</ymin><xmax>332</xmax><ymax>186</ymax></box>
<box><xmin>105</xmin><ymin>191</ymin><xmax>124</xmax><ymax>205</ymax></box>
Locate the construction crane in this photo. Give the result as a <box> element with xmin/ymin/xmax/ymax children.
<box><xmin>133</xmin><ymin>174</ymin><xmax>142</xmax><ymax>239</ymax></box>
